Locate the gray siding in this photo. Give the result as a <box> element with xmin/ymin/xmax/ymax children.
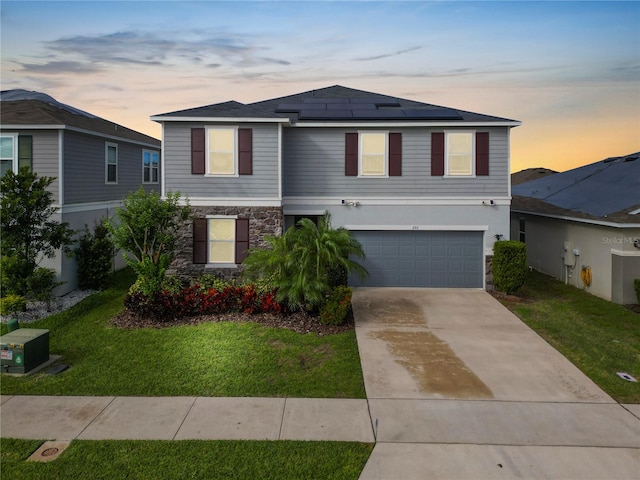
<box><xmin>163</xmin><ymin>122</ymin><xmax>279</xmax><ymax>198</ymax></box>
<box><xmin>283</xmin><ymin>127</ymin><xmax>510</xmax><ymax>197</ymax></box>
<box><xmin>64</xmin><ymin>131</ymin><xmax>159</xmax><ymax>204</ymax></box>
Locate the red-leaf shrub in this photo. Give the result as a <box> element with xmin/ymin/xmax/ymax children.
<box><xmin>124</xmin><ymin>282</ymin><xmax>287</xmax><ymax>320</ymax></box>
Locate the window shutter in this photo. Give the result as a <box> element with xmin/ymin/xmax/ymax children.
<box><xmin>193</xmin><ymin>218</ymin><xmax>208</xmax><ymax>264</ymax></box>
<box><xmin>238</xmin><ymin>128</ymin><xmax>253</xmax><ymax>175</ymax></box>
<box><xmin>431</xmin><ymin>132</ymin><xmax>445</xmax><ymax>176</ymax></box>
<box><xmin>345</xmin><ymin>133</ymin><xmax>358</xmax><ymax>176</ymax></box>
<box><xmin>191</xmin><ymin>128</ymin><xmax>205</xmax><ymax>174</ymax></box>
<box><xmin>389</xmin><ymin>132</ymin><xmax>402</xmax><ymax>176</ymax></box>
<box><xmin>18</xmin><ymin>135</ymin><xmax>32</xmax><ymax>170</ymax></box>
<box><xmin>235</xmin><ymin>218</ymin><xmax>250</xmax><ymax>264</ymax></box>
<box><xmin>476</xmin><ymin>132</ymin><xmax>489</xmax><ymax>176</ymax></box>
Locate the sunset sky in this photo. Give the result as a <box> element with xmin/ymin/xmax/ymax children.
<box><xmin>2</xmin><ymin>0</ymin><xmax>639</xmax><ymax>173</ymax></box>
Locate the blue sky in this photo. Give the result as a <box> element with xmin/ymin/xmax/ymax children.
<box><xmin>2</xmin><ymin>0</ymin><xmax>639</xmax><ymax>172</ymax></box>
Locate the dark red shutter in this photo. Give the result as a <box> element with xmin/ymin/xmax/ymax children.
<box><xmin>238</xmin><ymin>128</ymin><xmax>253</xmax><ymax>175</ymax></box>
<box><xmin>389</xmin><ymin>132</ymin><xmax>402</xmax><ymax>176</ymax></box>
<box><xmin>476</xmin><ymin>132</ymin><xmax>489</xmax><ymax>176</ymax></box>
<box><xmin>431</xmin><ymin>132</ymin><xmax>445</xmax><ymax>176</ymax></box>
<box><xmin>235</xmin><ymin>218</ymin><xmax>250</xmax><ymax>264</ymax></box>
<box><xmin>193</xmin><ymin>218</ymin><xmax>208</xmax><ymax>264</ymax></box>
<box><xmin>191</xmin><ymin>128</ymin><xmax>205</xmax><ymax>174</ymax></box>
<box><xmin>345</xmin><ymin>133</ymin><xmax>358</xmax><ymax>176</ymax></box>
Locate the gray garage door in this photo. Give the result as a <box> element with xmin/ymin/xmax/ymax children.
<box><xmin>349</xmin><ymin>231</ymin><xmax>483</xmax><ymax>287</ymax></box>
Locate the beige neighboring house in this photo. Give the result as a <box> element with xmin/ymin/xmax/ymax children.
<box><xmin>511</xmin><ymin>153</ymin><xmax>640</xmax><ymax>305</ymax></box>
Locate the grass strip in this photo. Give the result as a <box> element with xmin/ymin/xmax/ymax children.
<box><xmin>495</xmin><ymin>270</ymin><xmax>640</xmax><ymax>403</ymax></box>
<box><xmin>1</xmin><ymin>269</ymin><xmax>366</xmax><ymax>399</ymax></box>
<box><xmin>1</xmin><ymin>438</ymin><xmax>373</xmax><ymax>480</ymax></box>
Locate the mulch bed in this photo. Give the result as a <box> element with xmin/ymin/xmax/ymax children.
<box><xmin>111</xmin><ymin>309</ymin><xmax>355</xmax><ymax>335</ymax></box>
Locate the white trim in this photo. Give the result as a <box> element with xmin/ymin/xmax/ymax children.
<box><xmin>283</xmin><ymin>196</ymin><xmax>510</xmax><ymax>206</ymax></box>
<box><xmin>206</xmin><ymin>214</ymin><xmax>239</xmax><ymax>219</ymax></box>
<box><xmin>150</xmin><ymin>116</ymin><xmax>290</xmax><ymax>124</ymax></box>
<box><xmin>512</xmin><ymin>209</ymin><xmax>640</xmax><ymax>228</ymax></box>
<box><xmin>0</xmin><ymin>132</ymin><xmax>18</xmax><ymax>174</ymax></box>
<box><xmin>1</xmin><ymin>125</ymin><xmax>160</xmax><ymax>149</ymax></box>
<box><xmin>284</xmin><ymin>209</ymin><xmax>327</xmax><ymax>216</ymax></box>
<box><xmin>58</xmin><ymin>130</ymin><xmax>64</xmax><ymax>205</ymax></box>
<box><xmin>176</xmin><ymin>197</ymin><xmax>282</xmax><ymax>207</ymax></box>
<box><xmin>277</xmin><ymin>122</ymin><xmax>283</xmax><ymax>201</ymax></box>
<box><xmin>611</xmin><ymin>249</ymin><xmax>640</xmax><ymax>257</ymax></box>
<box><xmin>292</xmin><ymin>121</ymin><xmax>521</xmax><ymax>128</ymax></box>
<box><xmin>160</xmin><ymin>126</ymin><xmax>166</xmax><ymax>198</ymax></box>
<box><xmin>59</xmin><ymin>200</ymin><xmax>124</xmax><ymax>213</ymax></box>
<box><xmin>343</xmin><ymin>224</ymin><xmax>489</xmax><ymax>231</ymax></box>
<box><xmin>630</xmin><ymin>207</ymin><xmax>640</xmax><ymax>215</ymax></box>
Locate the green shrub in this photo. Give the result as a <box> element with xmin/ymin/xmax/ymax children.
<box><xmin>194</xmin><ymin>273</ymin><xmax>233</xmax><ymax>292</ymax></box>
<box><xmin>0</xmin><ymin>294</ymin><xmax>26</xmax><ymax>315</ymax></box>
<box><xmin>320</xmin><ymin>286</ymin><xmax>353</xmax><ymax>326</ymax></box>
<box><xmin>75</xmin><ymin>222</ymin><xmax>113</xmax><ymax>290</ymax></box>
<box><xmin>493</xmin><ymin>240</ymin><xmax>527</xmax><ymax>295</ymax></box>
<box><xmin>634</xmin><ymin>279</ymin><xmax>640</xmax><ymax>303</ymax></box>
<box><xmin>26</xmin><ymin>267</ymin><xmax>63</xmax><ymax>312</ymax></box>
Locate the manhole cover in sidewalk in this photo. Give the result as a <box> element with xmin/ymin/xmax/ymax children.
<box><xmin>27</xmin><ymin>440</ymin><xmax>70</xmax><ymax>463</ymax></box>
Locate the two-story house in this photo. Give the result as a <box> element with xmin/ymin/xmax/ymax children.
<box><xmin>1</xmin><ymin>90</ymin><xmax>161</xmax><ymax>294</ymax></box>
<box><xmin>151</xmin><ymin>85</ymin><xmax>520</xmax><ymax>288</ymax></box>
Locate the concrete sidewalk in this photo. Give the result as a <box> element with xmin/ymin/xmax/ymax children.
<box><xmin>0</xmin><ymin>395</ymin><xmax>374</xmax><ymax>442</ymax></box>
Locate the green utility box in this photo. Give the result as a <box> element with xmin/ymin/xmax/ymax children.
<box><xmin>1</xmin><ymin>329</ymin><xmax>50</xmax><ymax>374</ymax></box>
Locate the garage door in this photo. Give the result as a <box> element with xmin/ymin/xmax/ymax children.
<box><xmin>349</xmin><ymin>231</ymin><xmax>483</xmax><ymax>287</ymax></box>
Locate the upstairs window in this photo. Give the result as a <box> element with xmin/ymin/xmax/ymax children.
<box><xmin>446</xmin><ymin>132</ymin><xmax>473</xmax><ymax>176</ymax></box>
<box><xmin>143</xmin><ymin>150</ymin><xmax>159</xmax><ymax>183</ymax></box>
<box><xmin>360</xmin><ymin>132</ymin><xmax>387</xmax><ymax>177</ymax></box>
<box><xmin>106</xmin><ymin>142</ymin><xmax>118</xmax><ymax>183</ymax></box>
<box><xmin>208</xmin><ymin>128</ymin><xmax>236</xmax><ymax>175</ymax></box>
<box><xmin>1</xmin><ymin>134</ymin><xmax>17</xmax><ymax>177</ymax></box>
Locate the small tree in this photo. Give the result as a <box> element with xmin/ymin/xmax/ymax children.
<box><xmin>106</xmin><ymin>187</ymin><xmax>190</xmax><ymax>296</ymax></box>
<box><xmin>0</xmin><ymin>168</ymin><xmax>74</xmax><ymax>296</ymax></box>
<box><xmin>243</xmin><ymin>214</ymin><xmax>367</xmax><ymax>311</ymax></box>
<box><xmin>493</xmin><ymin>240</ymin><xmax>528</xmax><ymax>295</ymax></box>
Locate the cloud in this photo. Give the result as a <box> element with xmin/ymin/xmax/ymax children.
<box><xmin>17</xmin><ymin>60</ymin><xmax>101</xmax><ymax>75</ymax></box>
<box><xmin>43</xmin><ymin>30</ymin><xmax>291</xmax><ymax>69</ymax></box>
<box><xmin>354</xmin><ymin>46</ymin><xmax>422</xmax><ymax>62</ymax></box>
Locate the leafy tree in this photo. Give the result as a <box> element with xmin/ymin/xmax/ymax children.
<box><xmin>106</xmin><ymin>187</ymin><xmax>190</xmax><ymax>296</ymax></box>
<box><xmin>0</xmin><ymin>168</ymin><xmax>74</xmax><ymax>296</ymax></box>
<box><xmin>243</xmin><ymin>214</ymin><xmax>367</xmax><ymax>311</ymax></box>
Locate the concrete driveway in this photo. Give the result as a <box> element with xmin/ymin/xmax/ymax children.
<box><xmin>353</xmin><ymin>288</ymin><xmax>640</xmax><ymax>479</ymax></box>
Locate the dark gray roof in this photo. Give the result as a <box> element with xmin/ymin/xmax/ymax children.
<box><xmin>1</xmin><ymin>90</ymin><xmax>160</xmax><ymax>146</ymax></box>
<box><xmin>151</xmin><ymin>100</ymin><xmax>284</xmax><ymax>120</ymax></box>
<box><xmin>512</xmin><ymin>153</ymin><xmax>640</xmax><ymax>221</ymax></box>
<box><xmin>153</xmin><ymin>85</ymin><xmax>520</xmax><ymax>125</ymax></box>
<box><xmin>511</xmin><ymin>167</ymin><xmax>557</xmax><ymax>186</ymax></box>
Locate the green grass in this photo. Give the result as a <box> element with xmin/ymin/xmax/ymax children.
<box><xmin>495</xmin><ymin>270</ymin><xmax>640</xmax><ymax>403</ymax></box>
<box><xmin>0</xmin><ymin>438</ymin><xmax>373</xmax><ymax>480</ymax></box>
<box><xmin>1</xmin><ymin>269</ymin><xmax>366</xmax><ymax>398</ymax></box>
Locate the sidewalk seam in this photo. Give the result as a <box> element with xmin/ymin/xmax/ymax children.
<box><xmin>277</xmin><ymin>397</ymin><xmax>287</xmax><ymax>440</ymax></box>
<box><xmin>172</xmin><ymin>396</ymin><xmax>198</xmax><ymax>440</ymax></box>
<box><xmin>74</xmin><ymin>396</ymin><xmax>116</xmax><ymax>440</ymax></box>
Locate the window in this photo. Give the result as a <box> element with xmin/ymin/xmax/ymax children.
<box><xmin>193</xmin><ymin>217</ymin><xmax>249</xmax><ymax>265</ymax></box>
<box><xmin>345</xmin><ymin>132</ymin><xmax>401</xmax><ymax>177</ymax></box>
<box><xmin>360</xmin><ymin>132</ymin><xmax>387</xmax><ymax>176</ymax></box>
<box><xmin>519</xmin><ymin>218</ymin><xmax>526</xmax><ymax>243</ymax></box>
<box><xmin>207</xmin><ymin>128</ymin><xmax>236</xmax><ymax>175</ymax></box>
<box><xmin>208</xmin><ymin>218</ymin><xmax>236</xmax><ymax>263</ymax></box>
<box><xmin>143</xmin><ymin>150</ymin><xmax>159</xmax><ymax>183</ymax></box>
<box><xmin>106</xmin><ymin>143</ymin><xmax>118</xmax><ymax>183</ymax></box>
<box><xmin>446</xmin><ymin>132</ymin><xmax>473</xmax><ymax>176</ymax></box>
<box><xmin>1</xmin><ymin>134</ymin><xmax>17</xmax><ymax>177</ymax></box>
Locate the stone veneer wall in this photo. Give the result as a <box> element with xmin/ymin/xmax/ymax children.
<box><xmin>485</xmin><ymin>255</ymin><xmax>494</xmax><ymax>291</ymax></box>
<box><xmin>169</xmin><ymin>206</ymin><xmax>283</xmax><ymax>280</ymax></box>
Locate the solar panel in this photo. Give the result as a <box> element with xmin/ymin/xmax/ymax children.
<box><xmin>275</xmin><ymin>103</ymin><xmax>325</xmax><ymax>113</ymax></box>
<box><xmin>403</xmin><ymin>109</ymin><xmax>463</xmax><ymax>120</ymax></box>
<box><xmin>303</xmin><ymin>98</ymin><xmax>350</xmax><ymax>104</ymax></box>
<box><xmin>352</xmin><ymin>110</ymin><xmax>407</xmax><ymax>119</ymax></box>
<box><xmin>298</xmin><ymin>110</ymin><xmax>353</xmax><ymax>119</ymax></box>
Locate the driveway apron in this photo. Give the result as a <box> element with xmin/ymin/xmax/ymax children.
<box><xmin>353</xmin><ymin>288</ymin><xmax>640</xmax><ymax>480</ymax></box>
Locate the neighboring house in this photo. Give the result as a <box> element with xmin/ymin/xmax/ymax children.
<box><xmin>151</xmin><ymin>85</ymin><xmax>521</xmax><ymax>288</ymax></box>
<box><xmin>511</xmin><ymin>167</ymin><xmax>556</xmax><ymax>186</ymax></box>
<box><xmin>511</xmin><ymin>153</ymin><xmax>640</xmax><ymax>304</ymax></box>
<box><xmin>1</xmin><ymin>90</ymin><xmax>161</xmax><ymax>295</ymax></box>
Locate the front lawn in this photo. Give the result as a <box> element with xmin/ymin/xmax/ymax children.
<box><xmin>494</xmin><ymin>270</ymin><xmax>640</xmax><ymax>404</ymax></box>
<box><xmin>0</xmin><ymin>438</ymin><xmax>373</xmax><ymax>480</ymax></box>
<box><xmin>0</xmin><ymin>269</ymin><xmax>366</xmax><ymax>398</ymax></box>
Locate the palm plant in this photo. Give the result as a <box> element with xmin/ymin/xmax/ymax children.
<box><xmin>242</xmin><ymin>214</ymin><xmax>367</xmax><ymax>311</ymax></box>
